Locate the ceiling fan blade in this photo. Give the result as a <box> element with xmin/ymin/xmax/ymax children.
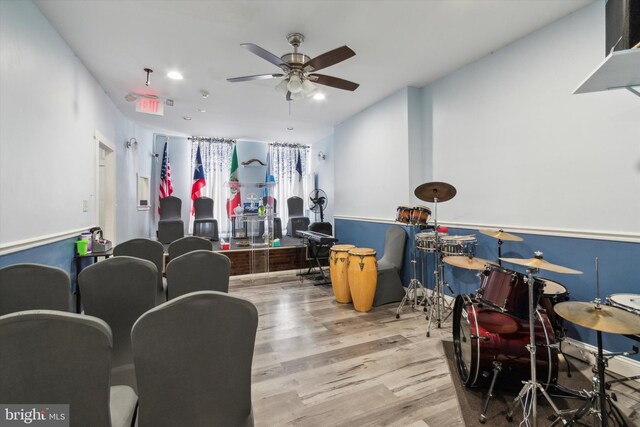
<box><xmin>309</xmin><ymin>74</ymin><xmax>359</xmax><ymax>91</ymax></box>
<box><xmin>303</xmin><ymin>46</ymin><xmax>355</xmax><ymax>72</ymax></box>
<box><xmin>241</xmin><ymin>43</ymin><xmax>290</xmax><ymax>71</ymax></box>
<box><xmin>227</xmin><ymin>73</ymin><xmax>283</xmax><ymax>82</ymax></box>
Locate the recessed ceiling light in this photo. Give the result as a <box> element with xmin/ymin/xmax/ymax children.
<box><xmin>197</xmin><ymin>108</ymin><xmax>206</xmax><ymax>113</ymax></box>
<box><xmin>313</xmin><ymin>93</ymin><xmax>326</xmax><ymax>101</ymax></box>
<box><xmin>183</xmin><ymin>116</ymin><xmax>192</xmax><ymax>121</ymax></box>
<box><xmin>287</xmin><ymin>127</ymin><xmax>294</xmax><ymax>131</ymax></box>
<box><xmin>167</xmin><ymin>71</ymin><xmax>183</xmax><ymax>80</ymax></box>
<box><xmin>200</xmin><ymin>90</ymin><xmax>210</xmax><ymax>98</ymax></box>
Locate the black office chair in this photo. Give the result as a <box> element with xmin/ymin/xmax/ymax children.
<box><xmin>158</xmin><ymin>196</ymin><xmax>184</xmax><ymax>244</ymax></box>
<box><xmin>286</xmin><ymin>196</ymin><xmax>310</xmax><ymax>237</ymax></box>
<box><xmin>193</xmin><ymin>197</ymin><xmax>219</xmax><ymax>241</ymax></box>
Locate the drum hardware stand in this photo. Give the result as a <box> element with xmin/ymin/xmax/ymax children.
<box><xmin>479</xmin><ymin>361</ymin><xmax>502</xmax><ymax>424</ymax></box>
<box><xmin>497</xmin><ymin>238</ymin><xmax>504</xmax><ymax>266</ymax></box>
<box><xmin>396</xmin><ymin>224</ymin><xmax>427</xmax><ymax>318</ymax></box>
<box><xmin>506</xmin><ymin>266</ymin><xmax>565</xmax><ymax>427</ymax></box>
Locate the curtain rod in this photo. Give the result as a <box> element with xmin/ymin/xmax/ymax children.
<box><xmin>188</xmin><ymin>136</ymin><xmax>235</xmax><ymax>143</ymax></box>
<box><xmin>269</xmin><ymin>142</ymin><xmax>310</xmax><ymax>148</ymax></box>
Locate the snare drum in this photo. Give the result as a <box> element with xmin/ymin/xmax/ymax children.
<box><xmin>410</xmin><ymin>206</ymin><xmax>431</xmax><ymax>225</ymax></box>
<box><xmin>396</xmin><ymin>206</ymin><xmax>412</xmax><ymax>224</ymax></box>
<box><xmin>477</xmin><ymin>264</ymin><xmax>545</xmax><ymax>319</ymax></box>
<box><xmin>416</xmin><ymin>232</ymin><xmax>446</xmax><ymax>252</ymax></box>
<box><xmin>441</xmin><ymin>235</ymin><xmax>477</xmax><ymax>256</ymax></box>
<box><xmin>607</xmin><ymin>294</ymin><xmax>640</xmax><ymax>315</ymax></box>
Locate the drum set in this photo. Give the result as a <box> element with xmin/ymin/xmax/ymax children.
<box><xmin>393</xmin><ymin>181</ymin><xmax>640</xmax><ymax>426</ymax></box>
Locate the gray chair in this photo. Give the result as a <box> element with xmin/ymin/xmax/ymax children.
<box><xmin>132</xmin><ymin>291</ymin><xmax>258</xmax><ymax>427</ymax></box>
<box><xmin>166</xmin><ymin>250</ymin><xmax>231</xmax><ymax>300</ymax></box>
<box><xmin>0</xmin><ymin>263</ymin><xmax>70</xmax><ymax>315</ymax></box>
<box><xmin>0</xmin><ymin>310</ymin><xmax>137</xmax><ymax>427</ymax></box>
<box><xmin>114</xmin><ymin>238</ymin><xmax>166</xmax><ymax>304</ymax></box>
<box><xmin>168</xmin><ymin>236</ymin><xmax>212</xmax><ymax>260</ymax></box>
<box><xmin>286</xmin><ymin>196</ymin><xmax>310</xmax><ymax>237</ymax></box>
<box><xmin>193</xmin><ymin>197</ymin><xmax>219</xmax><ymax>241</ymax></box>
<box><xmin>373</xmin><ymin>225</ymin><xmax>407</xmax><ymax>306</ymax></box>
<box><xmin>78</xmin><ymin>256</ymin><xmax>157</xmax><ymax>390</ymax></box>
<box><xmin>158</xmin><ymin>196</ymin><xmax>184</xmax><ymax>244</ymax></box>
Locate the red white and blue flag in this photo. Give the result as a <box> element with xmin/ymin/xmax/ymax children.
<box><xmin>292</xmin><ymin>147</ymin><xmax>303</xmax><ymax>198</ymax></box>
<box><xmin>191</xmin><ymin>144</ymin><xmax>206</xmax><ymax>214</ymax></box>
<box><xmin>158</xmin><ymin>141</ymin><xmax>173</xmax><ymax>216</ymax></box>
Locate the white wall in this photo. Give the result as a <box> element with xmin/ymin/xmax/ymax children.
<box><xmin>334</xmin><ymin>88</ymin><xmax>411</xmax><ymax>220</ymax></box>
<box><xmin>0</xmin><ymin>0</ymin><xmax>152</xmax><ymax>249</ymax></box>
<box><xmin>311</xmin><ymin>134</ymin><xmax>334</xmax><ymax>225</ymax></box>
<box><xmin>427</xmin><ymin>2</ymin><xmax>640</xmax><ymax>236</ymax></box>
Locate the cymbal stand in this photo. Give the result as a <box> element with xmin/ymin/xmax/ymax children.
<box><xmin>506</xmin><ymin>267</ymin><xmax>564</xmax><ymax>427</ymax></box>
<box><xmin>396</xmin><ymin>223</ymin><xmax>426</xmax><ymax>318</ymax></box>
<box><xmin>497</xmin><ymin>238</ymin><xmax>504</xmax><ymax>266</ymax></box>
<box><xmin>425</xmin><ymin>197</ymin><xmax>452</xmax><ymax>337</ymax></box>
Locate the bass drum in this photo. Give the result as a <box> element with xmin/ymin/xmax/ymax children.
<box><xmin>453</xmin><ymin>294</ymin><xmax>558</xmax><ymax>389</ymax></box>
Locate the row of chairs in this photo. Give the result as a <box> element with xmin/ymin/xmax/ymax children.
<box><xmin>158</xmin><ymin>196</ymin><xmax>219</xmax><ymax>243</ymax></box>
<box><xmin>0</xmin><ymin>291</ymin><xmax>257</xmax><ymax>427</ymax></box>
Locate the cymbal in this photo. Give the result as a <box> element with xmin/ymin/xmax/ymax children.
<box><xmin>479</xmin><ymin>228</ymin><xmax>523</xmax><ymax>242</ymax></box>
<box><xmin>499</xmin><ymin>256</ymin><xmax>582</xmax><ymax>274</ymax></box>
<box><xmin>554</xmin><ymin>301</ymin><xmax>640</xmax><ymax>334</ymax></box>
<box><xmin>414</xmin><ymin>182</ymin><xmax>456</xmax><ymax>203</ymax></box>
<box><xmin>444</xmin><ymin>256</ymin><xmax>497</xmax><ymax>270</ymax></box>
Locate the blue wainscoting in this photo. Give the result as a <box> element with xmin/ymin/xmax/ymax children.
<box><xmin>336</xmin><ymin>218</ymin><xmax>640</xmax><ymax>359</ymax></box>
<box><xmin>0</xmin><ymin>237</ymin><xmax>87</xmax><ymax>312</ymax></box>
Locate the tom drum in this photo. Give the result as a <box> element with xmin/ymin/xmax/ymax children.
<box><xmin>410</xmin><ymin>206</ymin><xmax>431</xmax><ymax>225</ymax></box>
<box><xmin>441</xmin><ymin>235</ymin><xmax>477</xmax><ymax>256</ymax></box>
<box><xmin>477</xmin><ymin>264</ymin><xmax>545</xmax><ymax>319</ymax></box>
<box><xmin>416</xmin><ymin>232</ymin><xmax>446</xmax><ymax>253</ymax></box>
<box><xmin>396</xmin><ymin>206</ymin><xmax>412</xmax><ymax>224</ymax></box>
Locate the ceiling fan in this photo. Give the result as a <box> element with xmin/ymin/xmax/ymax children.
<box><xmin>227</xmin><ymin>33</ymin><xmax>359</xmax><ymax>101</ymax></box>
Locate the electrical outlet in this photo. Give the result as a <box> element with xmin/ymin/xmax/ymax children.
<box><xmin>82</xmin><ymin>200</ymin><xmax>88</xmax><ymax>212</ymax></box>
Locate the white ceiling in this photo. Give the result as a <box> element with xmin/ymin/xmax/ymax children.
<box><xmin>35</xmin><ymin>0</ymin><xmax>593</xmax><ymax>144</ymax></box>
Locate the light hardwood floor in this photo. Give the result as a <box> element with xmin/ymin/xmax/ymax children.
<box><xmin>230</xmin><ymin>272</ymin><xmax>640</xmax><ymax>426</ymax></box>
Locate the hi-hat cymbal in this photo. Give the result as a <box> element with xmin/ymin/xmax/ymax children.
<box><xmin>480</xmin><ymin>228</ymin><xmax>523</xmax><ymax>242</ymax></box>
<box><xmin>555</xmin><ymin>301</ymin><xmax>640</xmax><ymax>334</ymax></box>
<box><xmin>444</xmin><ymin>256</ymin><xmax>497</xmax><ymax>270</ymax></box>
<box><xmin>500</xmin><ymin>255</ymin><xmax>582</xmax><ymax>274</ymax></box>
<box><xmin>414</xmin><ymin>182</ymin><xmax>456</xmax><ymax>203</ymax></box>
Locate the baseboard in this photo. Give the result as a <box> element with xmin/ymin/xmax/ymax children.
<box><xmin>563</xmin><ymin>337</ymin><xmax>640</xmax><ymax>384</ymax></box>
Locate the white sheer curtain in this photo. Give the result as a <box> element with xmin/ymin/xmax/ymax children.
<box><xmin>269</xmin><ymin>143</ymin><xmax>310</xmax><ymax>232</ymax></box>
<box><xmin>189</xmin><ymin>138</ymin><xmax>234</xmax><ymax>234</ymax></box>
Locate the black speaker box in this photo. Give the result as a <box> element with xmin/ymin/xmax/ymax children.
<box><xmin>606</xmin><ymin>0</ymin><xmax>640</xmax><ymax>54</ymax></box>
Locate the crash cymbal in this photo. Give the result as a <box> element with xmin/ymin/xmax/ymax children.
<box><xmin>555</xmin><ymin>301</ymin><xmax>640</xmax><ymax>334</ymax></box>
<box><xmin>500</xmin><ymin>254</ymin><xmax>582</xmax><ymax>274</ymax></box>
<box><xmin>444</xmin><ymin>256</ymin><xmax>497</xmax><ymax>270</ymax></box>
<box><xmin>414</xmin><ymin>182</ymin><xmax>456</xmax><ymax>203</ymax></box>
<box><xmin>479</xmin><ymin>228</ymin><xmax>523</xmax><ymax>242</ymax></box>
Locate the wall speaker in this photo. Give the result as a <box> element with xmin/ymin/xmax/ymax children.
<box><xmin>606</xmin><ymin>0</ymin><xmax>640</xmax><ymax>55</ymax></box>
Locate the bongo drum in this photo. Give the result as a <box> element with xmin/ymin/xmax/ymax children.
<box><xmin>329</xmin><ymin>244</ymin><xmax>356</xmax><ymax>303</ymax></box>
<box><xmin>347</xmin><ymin>248</ymin><xmax>378</xmax><ymax>313</ymax></box>
<box><xmin>396</xmin><ymin>206</ymin><xmax>412</xmax><ymax>224</ymax></box>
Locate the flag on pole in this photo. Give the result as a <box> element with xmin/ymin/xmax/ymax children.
<box><xmin>227</xmin><ymin>144</ymin><xmax>241</xmax><ymax>216</ymax></box>
<box><xmin>158</xmin><ymin>141</ymin><xmax>173</xmax><ymax>216</ymax></box>
<box><xmin>190</xmin><ymin>144</ymin><xmax>206</xmax><ymax>215</ymax></box>
<box><xmin>292</xmin><ymin>147</ymin><xmax>303</xmax><ymax>198</ymax></box>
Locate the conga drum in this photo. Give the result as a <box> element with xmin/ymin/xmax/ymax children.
<box><xmin>329</xmin><ymin>244</ymin><xmax>356</xmax><ymax>303</ymax></box>
<box><xmin>347</xmin><ymin>248</ymin><xmax>377</xmax><ymax>312</ymax></box>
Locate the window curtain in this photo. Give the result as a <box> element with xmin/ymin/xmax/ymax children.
<box><xmin>269</xmin><ymin>143</ymin><xmax>310</xmax><ymax>232</ymax></box>
<box><xmin>189</xmin><ymin>138</ymin><xmax>234</xmax><ymax>234</ymax></box>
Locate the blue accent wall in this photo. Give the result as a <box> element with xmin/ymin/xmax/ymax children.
<box><xmin>336</xmin><ymin>218</ymin><xmax>640</xmax><ymax>359</ymax></box>
<box><xmin>0</xmin><ymin>237</ymin><xmax>90</xmax><ymax>312</ymax></box>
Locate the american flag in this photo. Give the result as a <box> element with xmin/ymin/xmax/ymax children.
<box><xmin>158</xmin><ymin>141</ymin><xmax>173</xmax><ymax>215</ymax></box>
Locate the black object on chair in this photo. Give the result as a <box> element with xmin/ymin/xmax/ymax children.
<box><xmin>158</xmin><ymin>196</ymin><xmax>184</xmax><ymax>244</ymax></box>
<box><xmin>166</xmin><ymin>250</ymin><xmax>231</xmax><ymax>300</ymax></box>
<box><xmin>0</xmin><ymin>263</ymin><xmax>70</xmax><ymax>315</ymax></box>
<box><xmin>286</xmin><ymin>196</ymin><xmax>310</xmax><ymax>237</ymax></box>
<box><xmin>132</xmin><ymin>291</ymin><xmax>258</xmax><ymax>427</ymax></box>
<box><xmin>373</xmin><ymin>225</ymin><xmax>407</xmax><ymax>306</ymax></box>
<box><xmin>193</xmin><ymin>197</ymin><xmax>219</xmax><ymax>241</ymax></box>
<box><xmin>0</xmin><ymin>310</ymin><xmax>138</xmax><ymax>427</ymax></box>
<box><xmin>114</xmin><ymin>238</ymin><xmax>167</xmax><ymax>305</ymax></box>
<box><xmin>258</xmin><ymin>196</ymin><xmax>283</xmax><ymax>239</ymax></box>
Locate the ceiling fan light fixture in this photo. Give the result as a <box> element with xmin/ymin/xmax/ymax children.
<box><xmin>290</xmin><ymin>91</ymin><xmax>304</xmax><ymax>101</ymax></box>
<box><xmin>275</xmin><ymin>79</ymin><xmax>289</xmax><ymax>95</ymax></box>
<box><xmin>287</xmin><ymin>74</ymin><xmax>302</xmax><ymax>93</ymax></box>
<box><xmin>301</xmin><ymin>78</ymin><xmax>316</xmax><ymax>94</ymax></box>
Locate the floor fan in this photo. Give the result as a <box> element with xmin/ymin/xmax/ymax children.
<box><xmin>309</xmin><ymin>189</ymin><xmax>328</xmax><ymax>223</ymax></box>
